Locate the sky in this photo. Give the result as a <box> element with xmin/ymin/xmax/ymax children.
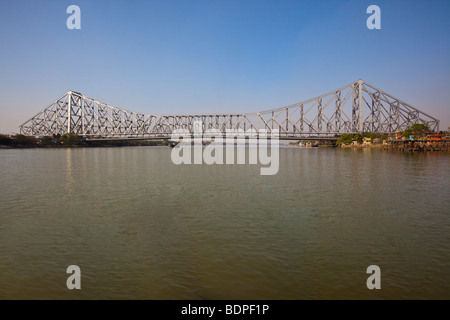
<box><xmin>0</xmin><ymin>0</ymin><xmax>449</xmax><ymax>133</ymax></box>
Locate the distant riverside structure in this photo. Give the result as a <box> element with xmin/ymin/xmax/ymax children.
<box><xmin>19</xmin><ymin>80</ymin><xmax>439</xmax><ymax>139</ymax></box>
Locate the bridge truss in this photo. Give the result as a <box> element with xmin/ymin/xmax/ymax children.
<box><xmin>19</xmin><ymin>80</ymin><xmax>439</xmax><ymax>138</ymax></box>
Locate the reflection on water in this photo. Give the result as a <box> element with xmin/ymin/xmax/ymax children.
<box><xmin>0</xmin><ymin>147</ymin><xmax>449</xmax><ymax>299</ymax></box>
<box><xmin>65</xmin><ymin>148</ymin><xmax>73</xmax><ymax>194</ymax></box>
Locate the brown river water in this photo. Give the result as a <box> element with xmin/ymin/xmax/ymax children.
<box><xmin>0</xmin><ymin>146</ymin><xmax>449</xmax><ymax>299</ymax></box>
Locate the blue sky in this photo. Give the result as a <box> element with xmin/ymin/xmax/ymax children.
<box><xmin>0</xmin><ymin>0</ymin><xmax>449</xmax><ymax>133</ymax></box>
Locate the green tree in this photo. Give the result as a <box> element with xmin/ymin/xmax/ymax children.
<box><xmin>40</xmin><ymin>136</ymin><xmax>54</xmax><ymax>145</ymax></box>
<box><xmin>410</xmin><ymin>124</ymin><xmax>430</xmax><ymax>136</ymax></box>
<box><xmin>61</xmin><ymin>133</ymin><xmax>82</xmax><ymax>146</ymax></box>
<box><xmin>354</xmin><ymin>134</ymin><xmax>364</xmax><ymax>144</ymax></box>
<box><xmin>338</xmin><ymin>134</ymin><xmax>354</xmax><ymax>145</ymax></box>
<box><xmin>402</xmin><ymin>124</ymin><xmax>430</xmax><ymax>139</ymax></box>
<box><xmin>363</xmin><ymin>132</ymin><xmax>376</xmax><ymax>139</ymax></box>
<box><xmin>12</xmin><ymin>134</ymin><xmax>36</xmax><ymax>145</ymax></box>
<box><xmin>0</xmin><ymin>134</ymin><xmax>12</xmax><ymax>145</ymax></box>
<box><xmin>402</xmin><ymin>128</ymin><xmax>413</xmax><ymax>138</ymax></box>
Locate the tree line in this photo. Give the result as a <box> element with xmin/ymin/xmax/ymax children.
<box><xmin>0</xmin><ymin>133</ymin><xmax>166</xmax><ymax>147</ymax></box>
<box><xmin>336</xmin><ymin>124</ymin><xmax>433</xmax><ymax>145</ymax></box>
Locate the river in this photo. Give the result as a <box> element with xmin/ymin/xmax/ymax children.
<box><xmin>0</xmin><ymin>146</ymin><xmax>449</xmax><ymax>299</ymax></box>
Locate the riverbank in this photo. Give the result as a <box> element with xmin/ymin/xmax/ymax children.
<box><xmin>339</xmin><ymin>143</ymin><xmax>384</xmax><ymax>149</ymax></box>
<box><xmin>339</xmin><ymin>141</ymin><xmax>450</xmax><ymax>151</ymax></box>
<box><xmin>4</xmin><ymin>141</ymin><xmax>449</xmax><ymax>151</ymax></box>
<box><xmin>383</xmin><ymin>140</ymin><xmax>450</xmax><ymax>152</ymax></box>
<box><xmin>289</xmin><ymin>140</ymin><xmax>450</xmax><ymax>152</ymax></box>
<box><xmin>0</xmin><ymin>141</ymin><xmax>168</xmax><ymax>149</ymax></box>
<box><xmin>2</xmin><ymin>133</ymin><xmax>449</xmax><ymax>151</ymax></box>
<box><xmin>0</xmin><ymin>133</ymin><xmax>168</xmax><ymax>148</ymax></box>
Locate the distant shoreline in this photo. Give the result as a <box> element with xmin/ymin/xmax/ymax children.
<box><xmin>2</xmin><ymin>141</ymin><xmax>449</xmax><ymax>152</ymax></box>
<box><xmin>0</xmin><ymin>142</ymin><xmax>167</xmax><ymax>149</ymax></box>
<box><xmin>291</xmin><ymin>140</ymin><xmax>450</xmax><ymax>152</ymax></box>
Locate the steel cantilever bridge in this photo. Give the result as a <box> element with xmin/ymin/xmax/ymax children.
<box><xmin>19</xmin><ymin>80</ymin><xmax>439</xmax><ymax>139</ymax></box>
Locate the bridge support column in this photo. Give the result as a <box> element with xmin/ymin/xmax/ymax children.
<box><xmin>67</xmin><ymin>91</ymin><xmax>72</xmax><ymax>134</ymax></box>
<box><xmin>358</xmin><ymin>79</ymin><xmax>363</xmax><ymax>132</ymax></box>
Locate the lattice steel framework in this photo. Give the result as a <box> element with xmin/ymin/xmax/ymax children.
<box><xmin>19</xmin><ymin>80</ymin><xmax>439</xmax><ymax>138</ymax></box>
